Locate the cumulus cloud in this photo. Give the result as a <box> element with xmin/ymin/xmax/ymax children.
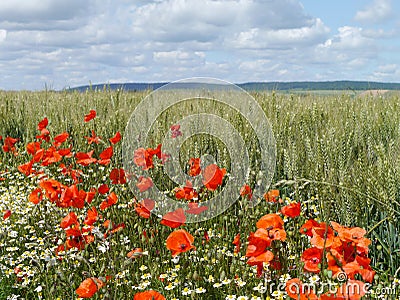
<box><xmin>0</xmin><ymin>0</ymin><xmax>398</xmax><ymax>89</ymax></box>
<box><xmin>354</xmin><ymin>0</ymin><xmax>393</xmax><ymax>24</ymax></box>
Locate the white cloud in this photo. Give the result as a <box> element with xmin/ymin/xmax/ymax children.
<box><xmin>0</xmin><ymin>29</ymin><xmax>6</xmax><ymax>42</ymax></box>
<box><xmin>227</xmin><ymin>18</ymin><xmax>329</xmax><ymax>50</ymax></box>
<box><xmin>0</xmin><ymin>0</ymin><xmax>398</xmax><ymax>90</ymax></box>
<box><xmin>354</xmin><ymin>0</ymin><xmax>393</xmax><ymax>24</ymax></box>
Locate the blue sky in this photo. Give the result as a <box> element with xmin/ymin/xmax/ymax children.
<box><xmin>0</xmin><ymin>0</ymin><xmax>399</xmax><ymax>90</ymax></box>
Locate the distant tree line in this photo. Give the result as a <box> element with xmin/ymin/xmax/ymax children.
<box><xmin>68</xmin><ymin>80</ymin><xmax>400</xmax><ymax>92</ymax></box>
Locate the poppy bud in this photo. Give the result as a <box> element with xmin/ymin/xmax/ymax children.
<box><xmin>192</xmin><ymin>271</ymin><xmax>199</xmax><ymax>280</ymax></box>
<box><xmin>219</xmin><ymin>270</ymin><xmax>226</xmax><ymax>282</ymax></box>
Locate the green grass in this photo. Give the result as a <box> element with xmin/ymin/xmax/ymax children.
<box><xmin>0</xmin><ymin>89</ymin><xmax>399</xmax><ymax>299</ymax></box>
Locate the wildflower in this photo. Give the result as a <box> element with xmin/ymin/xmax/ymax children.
<box><xmin>84</xmin><ymin>109</ymin><xmax>96</xmax><ymax>122</ymax></box>
<box><xmin>166</xmin><ymin>229</ymin><xmax>195</xmax><ymax>257</ymax></box>
<box><xmin>164</xmin><ymin>283</ymin><xmax>175</xmax><ymax>291</ymax></box>
<box><xmin>76</xmin><ymin>277</ymin><xmax>104</xmax><ymax>298</ymax></box>
<box><xmin>161</xmin><ymin>208</ymin><xmax>186</xmax><ymax>228</ymax></box>
<box><xmin>136</xmin><ymin>176</ymin><xmax>153</xmax><ymax>192</ymax></box>
<box><xmin>139</xmin><ymin>265</ymin><xmax>148</xmax><ymax>271</ymax></box>
<box><xmin>182</xmin><ymin>287</ymin><xmax>192</xmax><ymax>295</ymax></box>
<box><xmin>195</xmin><ymin>287</ymin><xmax>206</xmax><ymax>293</ymax></box>
<box><xmin>133</xmin><ymin>290</ymin><xmax>165</xmax><ymax>300</ymax></box>
<box><xmin>133</xmin><ymin>144</ymin><xmax>162</xmax><ymax>170</ymax></box>
<box><xmin>100</xmin><ymin>192</ymin><xmax>118</xmax><ymax>210</ymax></box>
<box><xmin>127</xmin><ymin>248</ymin><xmax>144</xmax><ymax>259</ymax></box>
<box><xmin>98</xmin><ymin>146</ymin><xmax>113</xmax><ymax>165</ymax></box>
<box><xmin>240</xmin><ymin>184</ymin><xmax>252</xmax><ymax>199</ymax></box>
<box><xmin>263</xmin><ymin>189</ymin><xmax>280</xmax><ymax>202</ymax></box>
<box><xmin>85</xmin><ymin>130</ymin><xmax>101</xmax><ymax>144</ymax></box>
<box><xmin>170</xmin><ymin>124</ymin><xmax>182</xmax><ymax>138</ymax></box>
<box><xmin>174</xmin><ymin>180</ymin><xmax>198</xmax><ymax>200</ymax></box>
<box><xmin>135</xmin><ymin>199</ymin><xmax>155</xmax><ymax>219</ymax></box>
<box><xmin>185</xmin><ymin>202</ymin><xmax>208</xmax><ymax>215</ymax></box>
<box><xmin>109</xmin><ymin>168</ymin><xmax>126</xmax><ymax>184</ymax></box>
<box><xmin>232</xmin><ymin>233</ymin><xmax>240</xmax><ymax>254</ymax></box>
<box><xmin>301</xmin><ymin>247</ymin><xmax>323</xmax><ymax>273</ymax></box>
<box><xmin>188</xmin><ymin>157</ymin><xmax>201</xmax><ymax>176</ymax></box>
<box><xmin>281</xmin><ymin>202</ymin><xmax>301</xmax><ymax>218</ymax></box>
<box><xmin>202</xmin><ymin>164</ymin><xmax>226</xmax><ymax>191</ymax></box>
<box><xmin>109</xmin><ymin>131</ymin><xmax>121</xmax><ymax>144</ymax></box>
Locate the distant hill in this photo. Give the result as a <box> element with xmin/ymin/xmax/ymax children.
<box><xmin>68</xmin><ymin>80</ymin><xmax>400</xmax><ymax>92</ymax></box>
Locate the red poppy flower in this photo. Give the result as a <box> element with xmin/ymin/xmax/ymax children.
<box><xmin>240</xmin><ymin>184</ymin><xmax>252</xmax><ymax>199</ymax></box>
<box><xmin>29</xmin><ymin>187</ymin><xmax>43</xmax><ymax>205</ymax></box>
<box><xmin>331</xmin><ymin>221</ymin><xmax>370</xmax><ymax>249</ymax></box>
<box><xmin>18</xmin><ymin>160</ymin><xmax>34</xmax><ymax>176</ymax></box>
<box><xmin>135</xmin><ymin>199</ymin><xmax>155</xmax><ymax>219</ymax></box>
<box><xmin>26</xmin><ymin>142</ymin><xmax>41</xmax><ymax>155</ymax></box>
<box><xmin>246</xmin><ymin>232</ymin><xmax>272</xmax><ymax>258</ymax></box>
<box><xmin>3</xmin><ymin>210</ymin><xmax>11</xmax><ymax>220</ymax></box>
<box><xmin>202</xmin><ymin>164</ymin><xmax>226</xmax><ymax>191</ymax></box>
<box><xmin>133</xmin><ymin>290</ymin><xmax>165</xmax><ymax>300</ymax></box>
<box><xmin>109</xmin><ymin>168</ymin><xmax>126</xmax><ymax>184</ymax></box>
<box><xmin>100</xmin><ymin>192</ymin><xmax>118</xmax><ymax>210</ymax></box>
<box><xmin>59</xmin><ymin>184</ymin><xmax>86</xmax><ymax>209</ymax></box>
<box><xmin>310</xmin><ymin>223</ymin><xmax>341</xmax><ymax>250</ymax></box>
<box><xmin>85</xmin><ymin>188</ymin><xmax>96</xmax><ymax>204</ymax></box>
<box><xmin>53</xmin><ymin>132</ymin><xmax>69</xmax><ymax>148</ymax></box>
<box><xmin>263</xmin><ymin>189</ymin><xmax>280</xmax><ymax>202</ymax></box>
<box><xmin>161</xmin><ymin>208</ymin><xmax>186</xmax><ymax>228</ymax></box>
<box><xmin>85</xmin><ymin>130</ymin><xmax>101</xmax><ymax>145</ymax></box>
<box><xmin>254</xmin><ymin>227</ymin><xmax>287</xmax><ymax>242</ymax></box>
<box><xmin>76</xmin><ymin>150</ymin><xmax>97</xmax><ymax>166</ymax></box>
<box><xmin>301</xmin><ymin>247</ymin><xmax>323</xmax><ymax>273</ymax></box>
<box><xmin>247</xmin><ymin>250</ymin><xmax>274</xmax><ymax>277</ymax></box>
<box><xmin>166</xmin><ymin>229</ymin><xmax>195</xmax><ymax>257</ymax></box>
<box><xmin>299</xmin><ymin>219</ymin><xmax>320</xmax><ymax>237</ymax></box>
<box><xmin>185</xmin><ymin>202</ymin><xmax>208</xmax><ymax>215</ymax></box>
<box><xmin>98</xmin><ymin>184</ymin><xmax>109</xmax><ymax>195</ymax></box>
<box><xmin>104</xmin><ymin>222</ymin><xmax>125</xmax><ymax>237</ymax></box>
<box><xmin>3</xmin><ymin>137</ymin><xmax>19</xmax><ymax>154</ymax></box>
<box><xmin>84</xmin><ymin>110</ymin><xmax>96</xmax><ymax>122</ymax></box>
<box><xmin>98</xmin><ymin>146</ymin><xmax>113</xmax><ymax>165</ymax></box>
<box><xmin>136</xmin><ymin>176</ymin><xmax>153</xmax><ymax>192</ymax></box>
<box><xmin>232</xmin><ymin>233</ymin><xmax>240</xmax><ymax>254</ymax></box>
<box><xmin>188</xmin><ymin>158</ymin><xmax>201</xmax><ymax>176</ymax></box>
<box><xmin>76</xmin><ymin>277</ymin><xmax>104</xmax><ymax>298</ymax></box>
<box><xmin>39</xmin><ymin>179</ymin><xmax>64</xmax><ymax>202</ymax></box>
<box><xmin>41</xmin><ymin>146</ymin><xmax>62</xmax><ymax>166</ymax></box>
<box><xmin>170</xmin><ymin>124</ymin><xmax>182</xmax><ymax>138</ymax></box>
<box><xmin>37</xmin><ymin>117</ymin><xmax>48</xmax><ymax>131</ymax></box>
<box><xmin>134</xmin><ymin>144</ymin><xmax>162</xmax><ymax>170</ymax></box>
<box><xmin>84</xmin><ymin>207</ymin><xmax>99</xmax><ymax>226</ymax></box>
<box><xmin>175</xmin><ymin>180</ymin><xmax>198</xmax><ymax>200</ymax></box>
<box><xmin>58</xmin><ymin>147</ymin><xmax>72</xmax><ymax>158</ymax></box>
<box><xmin>127</xmin><ymin>247</ymin><xmax>143</xmax><ymax>259</ymax></box>
<box><xmin>36</xmin><ymin>128</ymin><xmax>50</xmax><ymax>142</ymax></box>
<box><xmin>281</xmin><ymin>202</ymin><xmax>301</xmax><ymax>218</ymax></box>
<box><xmin>256</xmin><ymin>213</ymin><xmax>284</xmax><ymax>230</ymax></box>
<box><xmin>203</xmin><ymin>230</ymin><xmax>210</xmax><ymax>243</ymax></box>
<box><xmin>60</xmin><ymin>211</ymin><xmax>79</xmax><ymax>229</ymax></box>
<box><xmin>109</xmin><ymin>131</ymin><xmax>121</xmax><ymax>144</ymax></box>
<box><xmin>355</xmin><ymin>256</ymin><xmax>376</xmax><ymax>283</ymax></box>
